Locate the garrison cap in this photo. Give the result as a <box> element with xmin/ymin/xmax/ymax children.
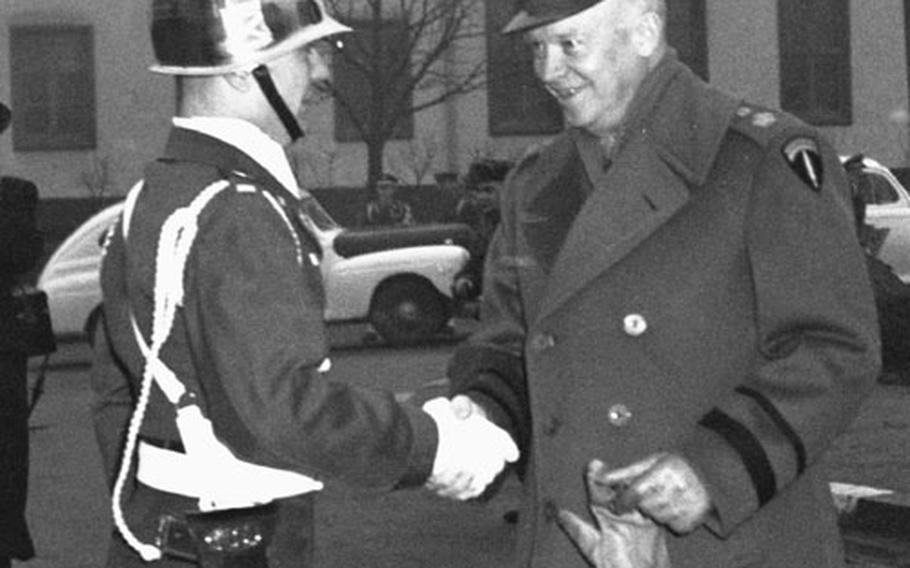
<box><xmin>0</xmin><ymin>103</ymin><xmax>9</xmax><ymax>134</ymax></box>
<box><xmin>503</xmin><ymin>0</ymin><xmax>602</xmax><ymax>34</ymax></box>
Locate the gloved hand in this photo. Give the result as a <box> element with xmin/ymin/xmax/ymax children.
<box><xmin>422</xmin><ymin>396</ymin><xmax>519</xmax><ymax>500</ymax></box>
<box><xmin>601</xmin><ymin>452</ymin><xmax>712</xmax><ymax>534</ymax></box>
<box><xmin>558</xmin><ymin>460</ymin><xmax>670</xmax><ymax>568</ymax></box>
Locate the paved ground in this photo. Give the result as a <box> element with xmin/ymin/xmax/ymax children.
<box><xmin>17</xmin><ymin>332</ymin><xmax>522</xmax><ymax>568</ymax></box>
<box><xmin>14</xmin><ymin>334</ymin><xmax>910</xmax><ymax>567</ymax></box>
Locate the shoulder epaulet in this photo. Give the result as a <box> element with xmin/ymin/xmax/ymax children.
<box><xmin>730</xmin><ymin>104</ymin><xmax>795</xmax><ymax>146</ymax></box>
<box><xmin>731</xmin><ymin>104</ymin><xmax>825</xmax><ymax>192</ymax></box>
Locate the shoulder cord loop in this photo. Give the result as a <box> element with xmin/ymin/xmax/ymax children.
<box><xmin>110</xmin><ymin>180</ymin><xmax>230</xmax><ymax>561</ymax></box>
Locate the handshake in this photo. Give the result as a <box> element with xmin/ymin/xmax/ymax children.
<box><xmin>422</xmin><ymin>396</ymin><xmax>519</xmax><ymax>500</ymax></box>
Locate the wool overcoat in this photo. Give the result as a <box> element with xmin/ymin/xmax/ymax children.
<box><xmin>449</xmin><ymin>57</ymin><xmax>881</xmax><ymax>568</ymax></box>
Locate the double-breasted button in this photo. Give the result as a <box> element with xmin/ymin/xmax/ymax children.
<box><xmin>530</xmin><ymin>333</ymin><xmax>556</xmax><ymax>351</ymax></box>
<box><xmin>543</xmin><ymin>499</ymin><xmax>558</xmax><ymax>523</ymax></box>
<box><xmin>623</xmin><ymin>313</ymin><xmax>647</xmax><ymax>336</ymax></box>
<box><xmin>542</xmin><ymin>416</ymin><xmax>562</xmax><ymax>436</ymax></box>
<box><xmin>607</xmin><ymin>403</ymin><xmax>633</xmax><ymax>427</ymax></box>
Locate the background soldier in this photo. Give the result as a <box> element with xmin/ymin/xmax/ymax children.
<box><xmin>0</xmin><ymin>102</ymin><xmax>43</xmax><ymax>568</ymax></box>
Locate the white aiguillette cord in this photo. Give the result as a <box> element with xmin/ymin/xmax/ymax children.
<box><xmin>110</xmin><ymin>180</ymin><xmax>230</xmax><ymax>561</ymax></box>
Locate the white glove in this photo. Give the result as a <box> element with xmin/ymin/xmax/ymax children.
<box><xmin>422</xmin><ymin>397</ymin><xmax>519</xmax><ymax>500</ymax></box>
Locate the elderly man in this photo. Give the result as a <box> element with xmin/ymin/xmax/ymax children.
<box><xmin>445</xmin><ymin>0</ymin><xmax>880</xmax><ymax>567</ymax></box>
<box><xmin>90</xmin><ymin>1</ymin><xmax>516</xmax><ymax>566</ymax></box>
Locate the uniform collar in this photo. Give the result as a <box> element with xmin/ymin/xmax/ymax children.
<box><xmin>635</xmin><ymin>52</ymin><xmax>740</xmax><ymax>186</ymax></box>
<box><xmin>570</xmin><ymin>50</ymin><xmax>739</xmax><ymax>189</ymax></box>
<box><xmin>173</xmin><ymin>116</ymin><xmax>301</xmax><ymax>197</ymax></box>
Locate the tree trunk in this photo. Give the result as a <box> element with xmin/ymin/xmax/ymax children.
<box><xmin>366</xmin><ymin>138</ymin><xmax>386</xmax><ymax>189</ymax></box>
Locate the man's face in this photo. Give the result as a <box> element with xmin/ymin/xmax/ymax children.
<box><xmin>377</xmin><ymin>183</ymin><xmax>397</xmax><ymax>202</ymax></box>
<box><xmin>526</xmin><ymin>0</ymin><xmax>653</xmax><ymax>137</ymax></box>
<box><xmin>269</xmin><ymin>39</ymin><xmax>333</xmax><ymax>122</ymax></box>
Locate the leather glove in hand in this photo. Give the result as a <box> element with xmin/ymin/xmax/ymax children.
<box><xmin>603</xmin><ymin>452</ymin><xmax>712</xmax><ymax>534</ymax></box>
<box><xmin>558</xmin><ymin>460</ymin><xmax>670</xmax><ymax>568</ymax></box>
<box><xmin>422</xmin><ymin>397</ymin><xmax>519</xmax><ymax>500</ymax></box>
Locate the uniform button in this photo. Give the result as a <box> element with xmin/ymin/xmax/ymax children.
<box><xmin>607</xmin><ymin>403</ymin><xmax>633</xmax><ymax>427</ymax></box>
<box><xmin>530</xmin><ymin>333</ymin><xmax>556</xmax><ymax>351</ymax></box>
<box><xmin>622</xmin><ymin>313</ymin><xmax>647</xmax><ymax>336</ymax></box>
<box><xmin>543</xmin><ymin>499</ymin><xmax>558</xmax><ymax>523</ymax></box>
<box><xmin>542</xmin><ymin>416</ymin><xmax>562</xmax><ymax>436</ymax></box>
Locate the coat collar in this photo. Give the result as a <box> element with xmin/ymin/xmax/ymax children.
<box><xmin>519</xmin><ymin>53</ymin><xmax>741</xmax><ymax>322</ymax></box>
<box><xmin>161</xmin><ymin>127</ymin><xmax>299</xmax><ymax>205</ymax></box>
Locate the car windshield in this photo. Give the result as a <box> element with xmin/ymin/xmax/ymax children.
<box><xmin>300</xmin><ymin>195</ymin><xmax>340</xmax><ymax>231</ymax></box>
<box><xmin>857</xmin><ymin>169</ymin><xmax>899</xmax><ymax>205</ymax></box>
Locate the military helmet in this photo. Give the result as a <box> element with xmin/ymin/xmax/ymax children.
<box><xmin>503</xmin><ymin>0</ymin><xmax>602</xmax><ymax>35</ymax></box>
<box><xmin>150</xmin><ymin>0</ymin><xmax>351</xmax><ymax>75</ymax></box>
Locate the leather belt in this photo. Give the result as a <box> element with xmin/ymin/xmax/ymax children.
<box><xmin>138</xmin><ymin>435</ymin><xmax>185</xmax><ymax>453</ymax></box>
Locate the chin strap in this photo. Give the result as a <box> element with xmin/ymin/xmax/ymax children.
<box><xmin>252</xmin><ymin>64</ymin><xmax>305</xmax><ymax>142</ymax></box>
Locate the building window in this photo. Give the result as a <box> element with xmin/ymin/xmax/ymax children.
<box><xmin>666</xmin><ymin>0</ymin><xmax>708</xmax><ymax>80</ymax></box>
<box><xmin>485</xmin><ymin>1</ymin><xmax>563</xmax><ymax>137</ymax></box>
<box><xmin>333</xmin><ymin>19</ymin><xmax>414</xmax><ymax>143</ymax></box>
<box><xmin>778</xmin><ymin>0</ymin><xmax>852</xmax><ymax>125</ymax></box>
<box><xmin>9</xmin><ymin>25</ymin><xmax>97</xmax><ymax>151</ymax></box>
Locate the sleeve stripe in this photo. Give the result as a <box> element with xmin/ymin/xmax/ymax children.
<box><xmin>735</xmin><ymin>386</ymin><xmax>807</xmax><ymax>475</ymax></box>
<box><xmin>700</xmin><ymin>408</ymin><xmax>776</xmax><ymax>506</ymax></box>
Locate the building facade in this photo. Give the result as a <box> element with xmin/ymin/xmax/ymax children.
<box><xmin>1</xmin><ymin>0</ymin><xmax>909</xmax><ymax>199</ymax></box>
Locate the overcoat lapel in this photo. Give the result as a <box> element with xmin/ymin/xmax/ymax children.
<box><xmin>520</xmin><ymin>136</ymin><xmax>588</xmax><ymax>273</ymax></box>
<box><xmin>535</xmin><ymin>136</ymin><xmax>691</xmax><ymax>322</ymax></box>
<box><xmin>528</xmin><ymin>58</ymin><xmax>741</xmax><ymax>324</ymax></box>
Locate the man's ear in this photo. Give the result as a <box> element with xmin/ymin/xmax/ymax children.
<box><xmin>224</xmin><ymin>69</ymin><xmax>254</xmax><ymax>93</ymax></box>
<box><xmin>632</xmin><ymin>11</ymin><xmax>662</xmax><ymax>58</ymax></box>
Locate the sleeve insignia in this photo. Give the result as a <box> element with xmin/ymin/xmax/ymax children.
<box><xmin>752</xmin><ymin>112</ymin><xmax>777</xmax><ymax>128</ymax></box>
<box><xmin>782</xmin><ymin>137</ymin><xmax>824</xmax><ymax>192</ymax></box>
<box><xmin>736</xmin><ymin>105</ymin><xmax>753</xmax><ymax>118</ymax></box>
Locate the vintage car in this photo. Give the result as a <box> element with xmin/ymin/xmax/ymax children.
<box><xmin>37</xmin><ymin>183</ymin><xmax>478</xmax><ymax>346</ymax></box>
<box><xmin>844</xmin><ymin>154</ymin><xmax>910</xmax><ymax>282</ymax></box>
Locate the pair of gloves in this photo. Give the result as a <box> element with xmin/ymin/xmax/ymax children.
<box><xmin>422</xmin><ymin>396</ymin><xmax>712</xmax><ymax>568</ymax></box>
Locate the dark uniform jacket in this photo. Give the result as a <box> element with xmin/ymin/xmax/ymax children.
<box><xmin>91</xmin><ymin>127</ymin><xmax>437</xmax><ymax>560</ymax></box>
<box><xmin>0</xmin><ymin>176</ymin><xmax>41</xmax><ymax>561</ymax></box>
<box><xmin>449</xmin><ymin>54</ymin><xmax>880</xmax><ymax>568</ymax></box>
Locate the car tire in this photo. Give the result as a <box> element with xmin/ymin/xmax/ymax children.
<box><xmin>369</xmin><ymin>276</ymin><xmax>451</xmax><ymax>346</ymax></box>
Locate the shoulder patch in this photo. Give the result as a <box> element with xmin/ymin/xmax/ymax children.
<box><xmin>782</xmin><ymin>137</ymin><xmax>823</xmax><ymax>192</ymax></box>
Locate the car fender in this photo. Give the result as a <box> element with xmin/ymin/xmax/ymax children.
<box><xmin>37</xmin><ymin>202</ymin><xmax>123</xmax><ymax>338</ymax></box>
<box><xmin>322</xmin><ymin>244</ymin><xmax>469</xmax><ymax>321</ymax></box>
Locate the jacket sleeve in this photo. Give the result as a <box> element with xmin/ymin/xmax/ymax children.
<box><xmin>679</xmin><ymin>131</ymin><xmax>881</xmax><ymax>536</ymax></box>
<box><xmin>447</xmin><ymin>173</ymin><xmax>532</xmax><ymax>456</ymax></box>
<box><xmin>89</xmin><ymin>308</ymin><xmax>135</xmax><ymax>489</ymax></box>
<box><xmin>188</xmin><ymin>190</ymin><xmax>437</xmax><ymax>490</ymax></box>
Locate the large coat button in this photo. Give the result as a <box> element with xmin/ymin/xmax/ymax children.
<box><xmin>607</xmin><ymin>403</ymin><xmax>633</xmax><ymax>427</ymax></box>
<box><xmin>530</xmin><ymin>333</ymin><xmax>556</xmax><ymax>351</ymax></box>
<box><xmin>543</xmin><ymin>499</ymin><xmax>558</xmax><ymax>523</ymax></box>
<box><xmin>623</xmin><ymin>313</ymin><xmax>647</xmax><ymax>336</ymax></box>
<box><xmin>542</xmin><ymin>416</ymin><xmax>562</xmax><ymax>436</ymax></box>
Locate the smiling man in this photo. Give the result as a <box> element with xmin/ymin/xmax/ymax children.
<box><xmin>445</xmin><ymin>0</ymin><xmax>881</xmax><ymax>567</ymax></box>
<box><xmin>90</xmin><ymin>1</ymin><xmax>517</xmax><ymax>566</ymax></box>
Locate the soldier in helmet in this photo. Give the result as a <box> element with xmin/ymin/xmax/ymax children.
<box><xmin>90</xmin><ymin>1</ymin><xmax>518</xmax><ymax>566</ymax></box>
<box><xmin>444</xmin><ymin>1</ymin><xmax>880</xmax><ymax>567</ymax></box>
